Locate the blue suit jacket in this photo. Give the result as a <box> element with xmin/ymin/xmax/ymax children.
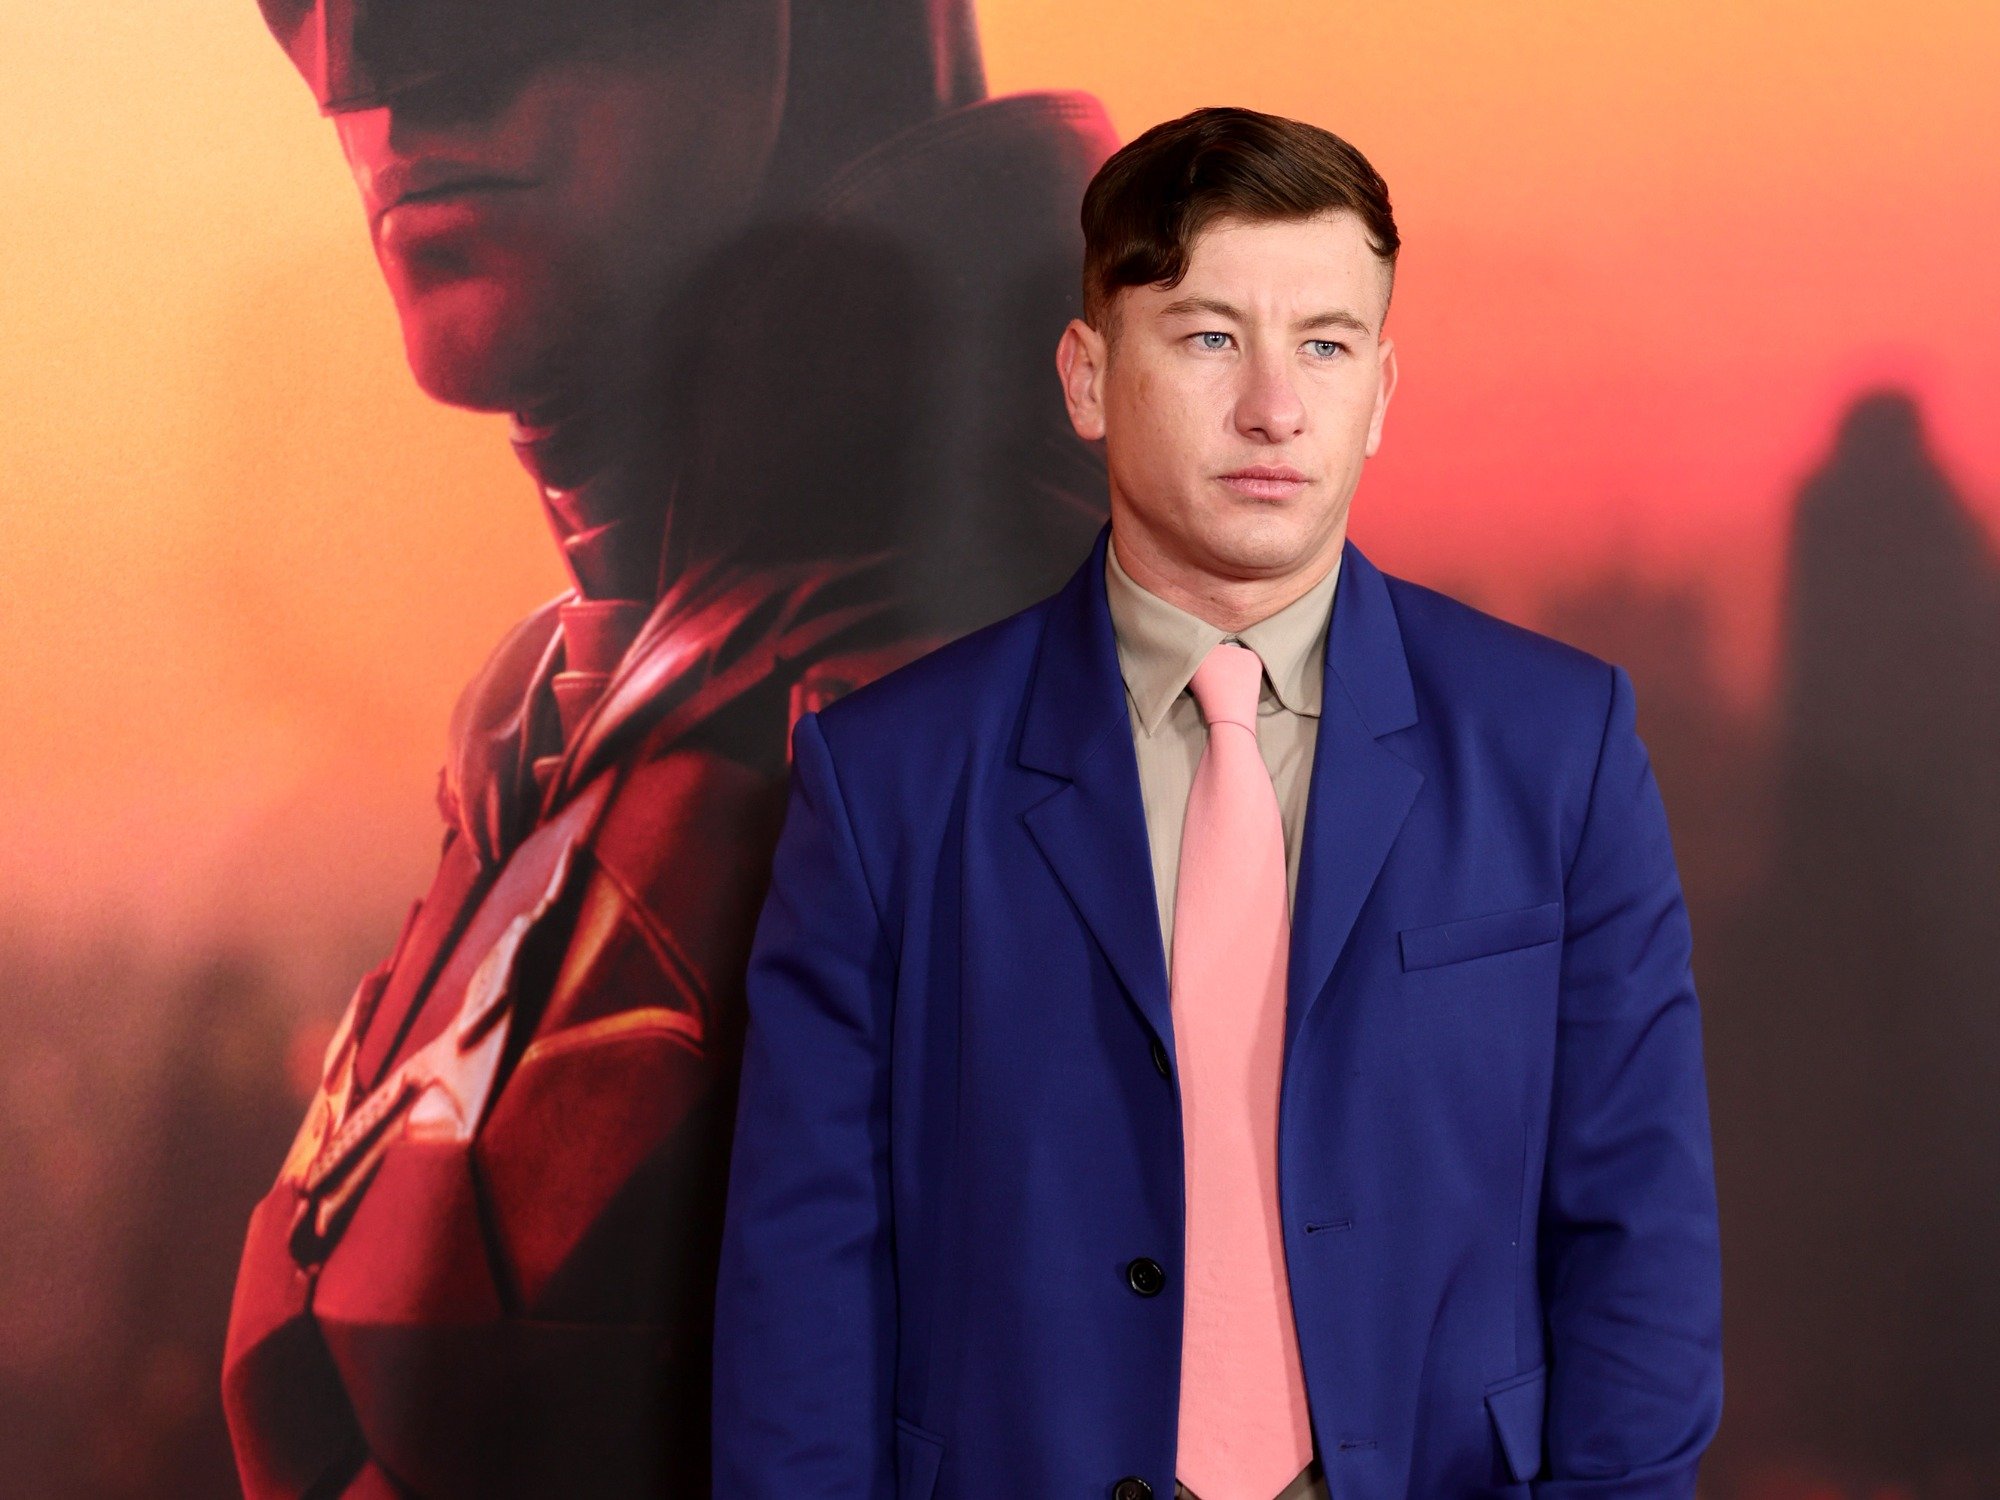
<box><xmin>712</xmin><ymin>523</ymin><xmax>1723</xmax><ymax>1499</ymax></box>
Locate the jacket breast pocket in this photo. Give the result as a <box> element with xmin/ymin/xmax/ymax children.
<box><xmin>1399</xmin><ymin>900</ymin><xmax>1562</xmax><ymax>972</ymax></box>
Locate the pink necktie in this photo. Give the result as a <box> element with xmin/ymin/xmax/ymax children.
<box><xmin>1172</xmin><ymin>642</ymin><xmax>1314</xmax><ymax>1500</ymax></box>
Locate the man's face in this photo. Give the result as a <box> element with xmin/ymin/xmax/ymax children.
<box><xmin>331</xmin><ymin>9</ymin><xmax>786</xmax><ymax>413</ymax></box>
<box><xmin>1057</xmin><ymin>210</ymin><xmax>1398</xmax><ymax>591</ymax></box>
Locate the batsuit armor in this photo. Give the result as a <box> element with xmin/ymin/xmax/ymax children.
<box><xmin>220</xmin><ymin>1</ymin><xmax>1119</xmax><ymax>1493</ymax></box>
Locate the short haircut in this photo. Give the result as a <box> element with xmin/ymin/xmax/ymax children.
<box><xmin>1079</xmin><ymin>105</ymin><xmax>1399</xmax><ymax>343</ymax></box>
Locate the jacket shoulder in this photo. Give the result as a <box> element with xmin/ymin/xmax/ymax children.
<box><xmin>811</xmin><ymin>596</ymin><xmax>1050</xmax><ymax>757</ymax></box>
<box><xmin>1382</xmin><ymin>570</ymin><xmax>1621</xmax><ymax>745</ymax></box>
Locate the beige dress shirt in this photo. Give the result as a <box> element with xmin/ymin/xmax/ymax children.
<box><xmin>1103</xmin><ymin>530</ymin><xmax>1339</xmax><ymax>1500</ymax></box>
<box><xmin>1103</xmin><ymin>530</ymin><xmax>1340</xmax><ymax>966</ymax></box>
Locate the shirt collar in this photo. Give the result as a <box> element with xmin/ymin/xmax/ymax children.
<box><xmin>1104</xmin><ymin>528</ymin><xmax>1340</xmax><ymax>736</ymax></box>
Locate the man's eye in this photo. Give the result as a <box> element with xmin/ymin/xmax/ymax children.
<box><xmin>1308</xmin><ymin>339</ymin><xmax>1347</xmax><ymax>358</ymax></box>
<box><xmin>1194</xmin><ymin>331</ymin><xmax>1231</xmax><ymax>351</ymax></box>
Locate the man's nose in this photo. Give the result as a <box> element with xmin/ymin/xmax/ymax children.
<box><xmin>1233</xmin><ymin>346</ymin><xmax>1306</xmax><ymax>442</ymax></box>
<box><xmin>380</xmin><ymin>67</ymin><xmax>521</xmax><ymax>141</ymax></box>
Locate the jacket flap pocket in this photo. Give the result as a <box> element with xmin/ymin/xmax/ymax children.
<box><xmin>895</xmin><ymin>1416</ymin><xmax>944</xmax><ymax>1500</ymax></box>
<box><xmin>1400</xmin><ymin>901</ymin><xmax>1562</xmax><ymax>971</ymax></box>
<box><xmin>1483</xmin><ymin>1363</ymin><xmax>1546</xmax><ymax>1483</ymax></box>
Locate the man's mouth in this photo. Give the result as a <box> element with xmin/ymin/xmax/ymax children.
<box><xmin>373</xmin><ymin>159</ymin><xmax>537</xmax><ymax>223</ymax></box>
<box><xmin>1219</xmin><ymin>465</ymin><xmax>1310</xmax><ymax>500</ymax></box>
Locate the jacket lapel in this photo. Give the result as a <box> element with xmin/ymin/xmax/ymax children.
<box><xmin>1018</xmin><ymin>524</ymin><xmax>1176</xmax><ymax>1048</ymax></box>
<box><xmin>1286</xmin><ymin>538</ymin><xmax>1424</xmax><ymax>1057</ymax></box>
<box><xmin>1016</xmin><ymin>522</ymin><xmax>1427</xmax><ymax>1061</ymax></box>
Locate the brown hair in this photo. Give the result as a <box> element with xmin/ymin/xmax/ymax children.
<box><xmin>1079</xmin><ymin>105</ymin><xmax>1399</xmax><ymax>341</ymax></box>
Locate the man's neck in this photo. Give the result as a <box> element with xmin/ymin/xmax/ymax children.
<box><xmin>505</xmin><ymin>326</ymin><xmax>692</xmax><ymax>601</ymax></box>
<box><xmin>1109</xmin><ymin>518</ymin><xmax>1345</xmax><ymax>634</ymax></box>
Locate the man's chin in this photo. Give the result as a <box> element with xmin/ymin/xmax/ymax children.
<box><xmin>1195</xmin><ymin>506</ymin><xmax>1341</xmax><ymax>579</ymax></box>
<box><xmin>391</xmin><ymin>283</ymin><xmax>578</xmax><ymax>414</ymax></box>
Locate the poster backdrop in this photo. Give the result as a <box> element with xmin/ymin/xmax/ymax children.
<box><xmin>4</xmin><ymin>2</ymin><xmax>1997</xmax><ymax>1496</ymax></box>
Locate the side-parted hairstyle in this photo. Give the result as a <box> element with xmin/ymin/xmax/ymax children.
<box><xmin>1079</xmin><ymin>105</ymin><xmax>1399</xmax><ymax>342</ymax></box>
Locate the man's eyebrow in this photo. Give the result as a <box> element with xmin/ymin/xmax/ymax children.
<box><xmin>1297</xmin><ymin>308</ymin><xmax>1374</xmax><ymax>335</ymax></box>
<box><xmin>1155</xmin><ymin>294</ymin><xmax>1374</xmax><ymax>335</ymax></box>
<box><xmin>1155</xmin><ymin>294</ymin><xmax>1242</xmax><ymax>321</ymax></box>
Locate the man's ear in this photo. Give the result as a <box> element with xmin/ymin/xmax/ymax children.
<box><xmin>1055</xmin><ymin>317</ymin><xmax>1108</xmax><ymax>442</ymax></box>
<box><xmin>1364</xmin><ymin>336</ymin><xmax>1398</xmax><ymax>458</ymax></box>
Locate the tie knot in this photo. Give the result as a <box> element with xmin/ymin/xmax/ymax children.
<box><xmin>1188</xmin><ymin>640</ymin><xmax>1265</xmax><ymax>731</ymax></box>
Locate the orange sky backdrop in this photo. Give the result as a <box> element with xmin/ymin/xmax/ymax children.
<box><xmin>4</xmin><ymin>2</ymin><xmax>1996</xmax><ymax>971</ymax></box>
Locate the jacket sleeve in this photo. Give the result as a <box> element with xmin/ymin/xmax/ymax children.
<box><xmin>1535</xmin><ymin>664</ymin><xmax>1725</xmax><ymax>1498</ymax></box>
<box><xmin>711</xmin><ymin>709</ymin><xmax>899</xmax><ymax>1499</ymax></box>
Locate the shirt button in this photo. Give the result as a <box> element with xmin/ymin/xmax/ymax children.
<box><xmin>1125</xmin><ymin>1256</ymin><xmax>1166</xmax><ymax>1297</ymax></box>
<box><xmin>1150</xmin><ymin>1036</ymin><xmax>1172</xmax><ymax>1078</ymax></box>
<box><xmin>1113</xmin><ymin>1478</ymin><xmax>1154</xmax><ymax>1500</ymax></box>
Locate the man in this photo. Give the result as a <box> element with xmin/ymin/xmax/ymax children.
<box><xmin>712</xmin><ymin>106</ymin><xmax>1724</xmax><ymax>1499</ymax></box>
<box><xmin>220</xmin><ymin>2</ymin><xmax>1115</xmax><ymax>1495</ymax></box>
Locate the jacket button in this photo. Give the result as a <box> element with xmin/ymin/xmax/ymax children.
<box><xmin>1150</xmin><ymin>1036</ymin><xmax>1172</xmax><ymax>1078</ymax></box>
<box><xmin>1113</xmin><ymin>1479</ymin><xmax>1153</xmax><ymax>1500</ymax></box>
<box><xmin>1125</xmin><ymin>1256</ymin><xmax>1166</xmax><ymax>1296</ymax></box>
